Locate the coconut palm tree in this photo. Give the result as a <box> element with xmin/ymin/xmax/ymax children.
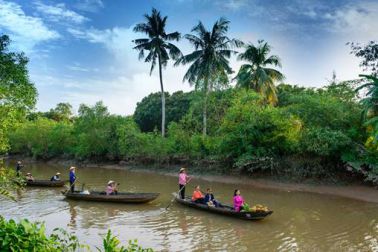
<box><xmin>175</xmin><ymin>17</ymin><xmax>242</xmax><ymax>136</ymax></box>
<box><xmin>236</xmin><ymin>40</ymin><xmax>284</xmax><ymax>105</ymax></box>
<box><xmin>133</xmin><ymin>8</ymin><xmax>182</xmax><ymax>137</ymax></box>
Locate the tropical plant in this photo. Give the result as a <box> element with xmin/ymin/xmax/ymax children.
<box><xmin>349</xmin><ymin>41</ymin><xmax>378</xmax><ymax>74</ymax></box>
<box><xmin>235</xmin><ymin>40</ymin><xmax>284</xmax><ymax>105</ymax></box>
<box><xmin>0</xmin><ymin>216</ymin><xmax>152</xmax><ymax>252</ymax></box>
<box><xmin>0</xmin><ymin>164</ymin><xmax>24</xmax><ymax>200</ymax></box>
<box><xmin>133</xmin><ymin>8</ymin><xmax>182</xmax><ymax>137</ymax></box>
<box><xmin>175</xmin><ymin>17</ymin><xmax>242</xmax><ymax>136</ymax></box>
<box><xmin>98</xmin><ymin>230</ymin><xmax>152</xmax><ymax>252</ymax></box>
<box><xmin>0</xmin><ymin>34</ymin><xmax>37</xmax><ymax>153</ymax></box>
<box><xmin>356</xmin><ymin>74</ymin><xmax>378</xmax><ymax>143</ymax></box>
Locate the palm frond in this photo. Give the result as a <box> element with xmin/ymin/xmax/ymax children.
<box><xmin>0</xmin><ymin>188</ymin><xmax>15</xmax><ymax>201</ymax></box>
<box><xmin>164</xmin><ymin>31</ymin><xmax>181</xmax><ymax>41</ymax></box>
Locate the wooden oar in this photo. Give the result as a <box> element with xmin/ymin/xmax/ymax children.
<box><xmin>63</xmin><ymin>178</ymin><xmax>78</xmax><ymax>195</ymax></box>
<box><xmin>165</xmin><ymin>177</ymin><xmax>192</xmax><ymax>210</ymax></box>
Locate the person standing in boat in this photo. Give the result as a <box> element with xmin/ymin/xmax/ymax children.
<box><xmin>50</xmin><ymin>172</ymin><xmax>61</xmax><ymax>181</ymax></box>
<box><xmin>16</xmin><ymin>161</ymin><xmax>23</xmax><ymax>177</ymax></box>
<box><xmin>69</xmin><ymin>167</ymin><xmax>76</xmax><ymax>193</ymax></box>
<box><xmin>178</xmin><ymin>167</ymin><xmax>190</xmax><ymax>199</ymax></box>
<box><xmin>233</xmin><ymin>189</ymin><xmax>245</xmax><ymax>212</ymax></box>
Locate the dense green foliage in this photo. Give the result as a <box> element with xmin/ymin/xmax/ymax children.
<box><xmin>0</xmin><ymin>216</ymin><xmax>82</xmax><ymax>251</ymax></box>
<box><xmin>0</xmin><ymin>35</ymin><xmax>37</xmax><ymax>152</ymax></box>
<box><xmin>133</xmin><ymin>8</ymin><xmax>182</xmax><ymax>137</ymax></box>
<box><xmin>0</xmin><ymin>164</ymin><xmax>24</xmax><ymax>200</ymax></box>
<box><xmin>0</xmin><ymin>216</ymin><xmax>152</xmax><ymax>252</ymax></box>
<box><xmin>134</xmin><ymin>91</ymin><xmax>195</xmax><ymax>132</ymax></box>
<box><xmin>7</xmin><ymin>82</ymin><xmax>378</xmax><ymax>183</ymax></box>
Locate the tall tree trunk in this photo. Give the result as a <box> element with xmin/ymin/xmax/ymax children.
<box><xmin>158</xmin><ymin>55</ymin><xmax>165</xmax><ymax>137</ymax></box>
<box><xmin>203</xmin><ymin>78</ymin><xmax>209</xmax><ymax>137</ymax></box>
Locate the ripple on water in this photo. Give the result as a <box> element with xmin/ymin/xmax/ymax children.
<box><xmin>2</xmin><ymin>162</ymin><xmax>378</xmax><ymax>252</ymax></box>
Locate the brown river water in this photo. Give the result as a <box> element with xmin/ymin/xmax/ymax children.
<box><xmin>2</xmin><ymin>161</ymin><xmax>378</xmax><ymax>251</ymax></box>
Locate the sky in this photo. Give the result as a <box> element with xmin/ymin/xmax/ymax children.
<box><xmin>0</xmin><ymin>0</ymin><xmax>377</xmax><ymax>115</ymax></box>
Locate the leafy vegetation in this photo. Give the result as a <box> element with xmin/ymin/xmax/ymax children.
<box><xmin>0</xmin><ymin>216</ymin><xmax>152</xmax><ymax>252</ymax></box>
<box><xmin>175</xmin><ymin>17</ymin><xmax>242</xmax><ymax>136</ymax></box>
<box><xmin>236</xmin><ymin>40</ymin><xmax>284</xmax><ymax>104</ymax></box>
<box><xmin>0</xmin><ymin>164</ymin><xmax>24</xmax><ymax>200</ymax></box>
<box><xmin>1</xmin><ymin>14</ymin><xmax>378</xmax><ymax>185</ymax></box>
<box><xmin>0</xmin><ymin>35</ymin><xmax>37</xmax><ymax>152</ymax></box>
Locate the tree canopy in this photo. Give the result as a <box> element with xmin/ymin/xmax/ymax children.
<box><xmin>0</xmin><ymin>35</ymin><xmax>37</xmax><ymax>152</ymax></box>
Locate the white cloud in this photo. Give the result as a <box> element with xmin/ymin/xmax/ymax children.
<box><xmin>0</xmin><ymin>0</ymin><xmax>60</xmax><ymax>52</ymax></box>
<box><xmin>67</xmin><ymin>26</ymin><xmax>144</xmax><ymax>71</ymax></box>
<box><xmin>37</xmin><ymin>25</ymin><xmax>191</xmax><ymax>114</ymax></box>
<box><xmin>67</xmin><ymin>62</ymin><xmax>98</xmax><ymax>72</ymax></box>
<box><xmin>326</xmin><ymin>1</ymin><xmax>378</xmax><ymax>40</ymax></box>
<box><xmin>34</xmin><ymin>1</ymin><xmax>89</xmax><ymax>24</ymax></box>
<box><xmin>219</xmin><ymin>0</ymin><xmax>248</xmax><ymax>11</ymax></box>
<box><xmin>74</xmin><ymin>0</ymin><xmax>104</xmax><ymax>13</ymax></box>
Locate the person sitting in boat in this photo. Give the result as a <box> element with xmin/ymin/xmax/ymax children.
<box><xmin>233</xmin><ymin>189</ymin><xmax>245</xmax><ymax>212</ymax></box>
<box><xmin>26</xmin><ymin>173</ymin><xmax>34</xmax><ymax>182</ymax></box>
<box><xmin>191</xmin><ymin>185</ymin><xmax>205</xmax><ymax>204</ymax></box>
<box><xmin>204</xmin><ymin>188</ymin><xmax>221</xmax><ymax>207</ymax></box>
<box><xmin>106</xmin><ymin>181</ymin><xmax>118</xmax><ymax>195</ymax></box>
<box><xmin>50</xmin><ymin>172</ymin><xmax>61</xmax><ymax>181</ymax></box>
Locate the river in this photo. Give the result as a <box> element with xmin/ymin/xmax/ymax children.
<box><xmin>1</xmin><ymin>161</ymin><xmax>378</xmax><ymax>251</ymax></box>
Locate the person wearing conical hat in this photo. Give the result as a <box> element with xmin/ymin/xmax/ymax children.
<box><xmin>16</xmin><ymin>161</ymin><xmax>23</xmax><ymax>177</ymax></box>
<box><xmin>106</xmin><ymin>180</ymin><xmax>118</xmax><ymax>195</ymax></box>
<box><xmin>178</xmin><ymin>167</ymin><xmax>190</xmax><ymax>199</ymax></box>
<box><xmin>69</xmin><ymin>167</ymin><xmax>76</xmax><ymax>193</ymax></box>
<box><xmin>50</xmin><ymin>172</ymin><xmax>61</xmax><ymax>181</ymax></box>
<box><xmin>25</xmin><ymin>172</ymin><xmax>34</xmax><ymax>182</ymax></box>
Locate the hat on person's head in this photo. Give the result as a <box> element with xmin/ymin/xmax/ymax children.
<box><xmin>56</xmin><ymin>172</ymin><xmax>61</xmax><ymax>175</ymax></box>
<box><xmin>26</xmin><ymin>172</ymin><xmax>31</xmax><ymax>175</ymax></box>
<box><xmin>179</xmin><ymin>167</ymin><xmax>186</xmax><ymax>172</ymax></box>
<box><xmin>108</xmin><ymin>180</ymin><xmax>114</xmax><ymax>185</ymax></box>
<box><xmin>70</xmin><ymin>166</ymin><xmax>75</xmax><ymax>170</ymax></box>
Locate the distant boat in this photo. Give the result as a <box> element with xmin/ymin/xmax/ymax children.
<box><xmin>62</xmin><ymin>191</ymin><xmax>160</xmax><ymax>204</ymax></box>
<box><xmin>175</xmin><ymin>197</ymin><xmax>273</xmax><ymax>220</ymax></box>
<box><xmin>26</xmin><ymin>180</ymin><xmax>66</xmax><ymax>187</ymax></box>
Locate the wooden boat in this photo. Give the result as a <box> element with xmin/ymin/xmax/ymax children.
<box><xmin>62</xmin><ymin>191</ymin><xmax>160</xmax><ymax>203</ymax></box>
<box><xmin>26</xmin><ymin>180</ymin><xmax>66</xmax><ymax>187</ymax></box>
<box><xmin>175</xmin><ymin>197</ymin><xmax>273</xmax><ymax>220</ymax></box>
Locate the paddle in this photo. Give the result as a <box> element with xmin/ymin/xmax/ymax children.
<box><xmin>63</xmin><ymin>178</ymin><xmax>78</xmax><ymax>195</ymax></box>
<box><xmin>165</xmin><ymin>177</ymin><xmax>192</xmax><ymax>210</ymax></box>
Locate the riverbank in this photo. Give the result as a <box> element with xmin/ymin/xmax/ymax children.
<box><xmin>10</xmin><ymin>156</ymin><xmax>377</xmax><ymax>204</ymax></box>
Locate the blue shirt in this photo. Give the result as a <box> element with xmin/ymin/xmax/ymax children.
<box><xmin>204</xmin><ymin>193</ymin><xmax>215</xmax><ymax>203</ymax></box>
<box><xmin>69</xmin><ymin>171</ymin><xmax>76</xmax><ymax>183</ymax></box>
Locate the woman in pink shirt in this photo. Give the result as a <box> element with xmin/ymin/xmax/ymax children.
<box><xmin>233</xmin><ymin>189</ymin><xmax>244</xmax><ymax>212</ymax></box>
<box><xmin>106</xmin><ymin>180</ymin><xmax>117</xmax><ymax>195</ymax></box>
<box><xmin>178</xmin><ymin>168</ymin><xmax>189</xmax><ymax>199</ymax></box>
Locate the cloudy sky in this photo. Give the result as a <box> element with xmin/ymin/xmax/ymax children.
<box><xmin>0</xmin><ymin>0</ymin><xmax>377</xmax><ymax>115</ymax></box>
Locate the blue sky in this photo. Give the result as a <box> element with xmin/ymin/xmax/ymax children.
<box><xmin>0</xmin><ymin>0</ymin><xmax>377</xmax><ymax>115</ymax></box>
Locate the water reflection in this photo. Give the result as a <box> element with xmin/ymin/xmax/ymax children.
<box><xmin>67</xmin><ymin>201</ymin><xmax>77</xmax><ymax>228</ymax></box>
<box><xmin>1</xmin><ymin>161</ymin><xmax>378</xmax><ymax>251</ymax></box>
